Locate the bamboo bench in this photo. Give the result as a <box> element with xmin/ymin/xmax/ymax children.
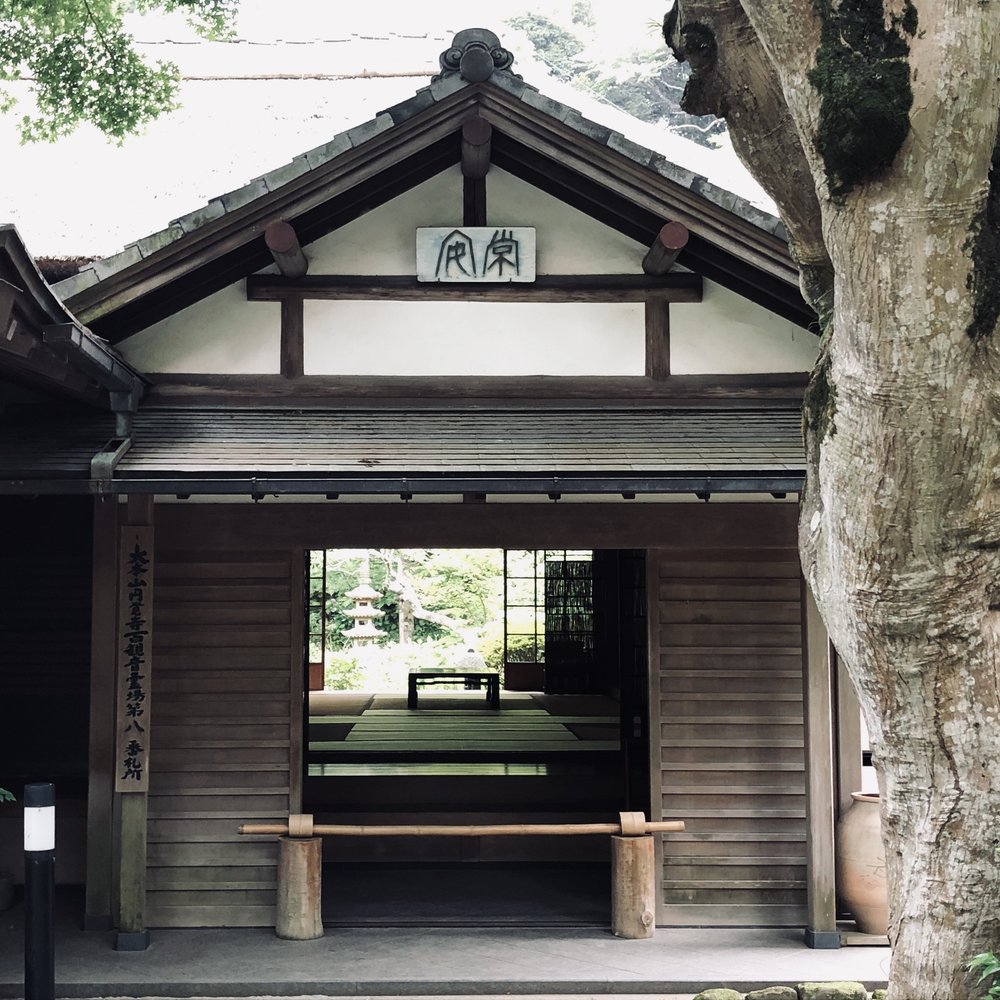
<box><xmin>407</xmin><ymin>670</ymin><xmax>500</xmax><ymax>709</ymax></box>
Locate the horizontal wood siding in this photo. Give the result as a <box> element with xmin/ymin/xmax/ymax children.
<box><xmin>147</xmin><ymin>549</ymin><xmax>296</xmax><ymax>928</ymax></box>
<box><xmin>652</xmin><ymin>539</ymin><xmax>806</xmax><ymax>926</ymax></box>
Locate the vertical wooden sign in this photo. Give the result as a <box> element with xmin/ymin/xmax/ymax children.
<box><xmin>115</xmin><ymin>525</ymin><xmax>153</xmax><ymax>792</ymax></box>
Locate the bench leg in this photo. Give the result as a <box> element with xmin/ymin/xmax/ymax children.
<box><xmin>487</xmin><ymin>677</ymin><xmax>499</xmax><ymax>710</ymax></box>
<box><xmin>407</xmin><ymin>676</ymin><xmax>418</xmax><ymax>710</ymax></box>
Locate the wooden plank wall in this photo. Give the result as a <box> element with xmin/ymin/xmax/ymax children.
<box><xmin>650</xmin><ymin>539</ymin><xmax>806</xmax><ymax>926</ymax></box>
<box><xmin>146</xmin><ymin>547</ymin><xmax>301</xmax><ymax>928</ymax></box>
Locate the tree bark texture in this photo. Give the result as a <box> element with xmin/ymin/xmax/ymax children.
<box><xmin>667</xmin><ymin>3</ymin><xmax>1000</xmax><ymax>997</ymax></box>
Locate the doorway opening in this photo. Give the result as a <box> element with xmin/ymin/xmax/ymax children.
<box><xmin>302</xmin><ymin>547</ymin><xmax>648</xmax><ymax>926</ymax></box>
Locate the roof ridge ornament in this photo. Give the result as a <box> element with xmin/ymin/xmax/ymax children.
<box><xmin>434</xmin><ymin>28</ymin><xmax>518</xmax><ymax>84</ymax></box>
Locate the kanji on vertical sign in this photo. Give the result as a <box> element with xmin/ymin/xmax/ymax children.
<box><xmin>115</xmin><ymin>526</ymin><xmax>153</xmax><ymax>792</ymax></box>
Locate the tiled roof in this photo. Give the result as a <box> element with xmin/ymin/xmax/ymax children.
<box><xmin>116</xmin><ymin>406</ymin><xmax>803</xmax><ymax>477</ymax></box>
<box><xmin>52</xmin><ymin>29</ymin><xmax>785</xmax><ymax>303</ymax></box>
<box><xmin>0</xmin><ymin>405</ymin><xmax>805</xmax><ymax>493</ymax></box>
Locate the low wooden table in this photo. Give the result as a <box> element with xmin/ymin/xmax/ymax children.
<box><xmin>407</xmin><ymin>671</ymin><xmax>500</xmax><ymax>710</ymax></box>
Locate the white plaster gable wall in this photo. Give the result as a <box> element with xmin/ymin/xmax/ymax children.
<box><xmin>118</xmin><ymin>280</ymin><xmax>279</xmax><ymax>373</ymax></box>
<box><xmin>304</xmin><ymin>166</ymin><xmax>647</xmax><ymax>376</ymax></box>
<box><xmin>304</xmin><ymin>166</ymin><xmax>647</xmax><ymax>274</ymax></box>
<box><xmin>671</xmin><ymin>280</ymin><xmax>818</xmax><ymax>374</ymax></box>
<box><xmin>114</xmin><ymin>165</ymin><xmax>816</xmax><ymax>376</ymax></box>
<box><xmin>304</xmin><ymin>301</ymin><xmax>645</xmax><ymax>376</ymax></box>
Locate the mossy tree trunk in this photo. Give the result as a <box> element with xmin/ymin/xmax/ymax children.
<box><xmin>666</xmin><ymin>3</ymin><xmax>1000</xmax><ymax>997</ymax></box>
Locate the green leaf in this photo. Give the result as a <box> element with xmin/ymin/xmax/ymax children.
<box><xmin>0</xmin><ymin>0</ymin><xmax>238</xmax><ymax>141</ymax></box>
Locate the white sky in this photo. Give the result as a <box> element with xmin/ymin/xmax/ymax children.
<box><xmin>0</xmin><ymin>0</ymin><xmax>771</xmax><ymax>258</ymax></box>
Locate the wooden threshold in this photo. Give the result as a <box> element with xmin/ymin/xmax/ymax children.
<box><xmin>840</xmin><ymin>931</ymin><xmax>891</xmax><ymax>946</ymax></box>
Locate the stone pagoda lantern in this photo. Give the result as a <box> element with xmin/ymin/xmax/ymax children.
<box><xmin>342</xmin><ymin>552</ymin><xmax>386</xmax><ymax>647</ymax></box>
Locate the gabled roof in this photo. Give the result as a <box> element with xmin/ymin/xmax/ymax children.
<box><xmin>0</xmin><ymin>225</ymin><xmax>144</xmax><ymax>408</ymax></box>
<box><xmin>54</xmin><ymin>28</ymin><xmax>812</xmax><ymax>342</ymax></box>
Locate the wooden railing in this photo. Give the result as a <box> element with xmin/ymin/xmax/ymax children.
<box><xmin>239</xmin><ymin>811</ymin><xmax>685</xmax><ymax>941</ymax></box>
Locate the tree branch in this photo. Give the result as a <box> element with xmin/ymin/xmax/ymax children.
<box><xmin>386</xmin><ymin>568</ymin><xmax>471</xmax><ymax>643</ymax></box>
<box><xmin>665</xmin><ymin>0</ymin><xmax>832</xmax><ymax>325</ymax></box>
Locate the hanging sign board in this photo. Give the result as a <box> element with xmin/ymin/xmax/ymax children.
<box><xmin>417</xmin><ymin>227</ymin><xmax>536</xmax><ymax>282</ymax></box>
<box><xmin>115</xmin><ymin>525</ymin><xmax>153</xmax><ymax>792</ymax></box>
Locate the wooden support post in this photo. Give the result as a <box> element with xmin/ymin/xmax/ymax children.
<box><xmin>645</xmin><ymin>551</ymin><xmax>667</xmax><ymax>926</ymax></box>
<box><xmin>462</xmin><ymin>118</ymin><xmax>491</xmax><ymax>227</ymax></box>
<box><xmin>116</xmin><ymin>792</ymin><xmax>149</xmax><ymax>950</ymax></box>
<box><xmin>276</xmin><ymin>837</ymin><xmax>323</xmax><ymax>940</ymax></box>
<box><xmin>463</xmin><ymin>178</ymin><xmax>487</xmax><ymax>227</ymax></box>
<box><xmin>642</xmin><ymin>222</ymin><xmax>690</xmax><ymax>276</ymax></box>
<box><xmin>288</xmin><ymin>548</ymin><xmax>305</xmax><ymax>814</ymax></box>
<box><xmin>645</xmin><ymin>300</ymin><xmax>670</xmax><ymax>380</ymax></box>
<box><xmin>835</xmin><ymin>654</ymin><xmax>863</xmax><ymax>819</ymax></box>
<box><xmin>84</xmin><ymin>496</ymin><xmax>118</xmax><ymax>931</ymax></box>
<box><xmin>113</xmin><ymin>495</ymin><xmax>153</xmax><ymax>951</ymax></box>
<box><xmin>802</xmin><ymin>581</ymin><xmax>840</xmax><ymax>949</ymax></box>
<box><xmin>280</xmin><ymin>297</ymin><xmax>304</xmax><ymax>379</ymax></box>
<box><xmin>611</xmin><ymin>834</ymin><xmax>656</xmax><ymax>939</ymax></box>
<box><xmin>265</xmin><ymin>220</ymin><xmax>309</xmax><ymax>279</ymax></box>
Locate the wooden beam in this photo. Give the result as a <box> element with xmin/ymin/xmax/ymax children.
<box><xmin>642</xmin><ymin>222</ymin><xmax>690</xmax><ymax>276</ymax></box>
<box><xmin>146</xmin><ymin>372</ymin><xmax>806</xmax><ymax>408</ymax></box>
<box><xmin>247</xmin><ymin>273</ymin><xmax>703</xmax><ymax>303</ymax></box>
<box><xmin>265</xmin><ymin>221</ymin><xmax>308</xmax><ymax>279</ymax></box>
<box><xmin>801</xmin><ymin>581</ymin><xmax>839</xmax><ymax>949</ymax></box>
<box><xmin>461</xmin><ymin>117</ymin><xmax>492</xmax><ymax>179</ymax></box>
<box><xmin>280</xmin><ymin>297</ymin><xmax>304</xmax><ymax>378</ymax></box>
<box><xmin>645</xmin><ymin>300</ymin><xmax>670</xmax><ymax>381</ymax></box>
<box><xmin>154</xmin><ymin>501</ymin><xmax>800</xmax><ymax>552</ymax></box>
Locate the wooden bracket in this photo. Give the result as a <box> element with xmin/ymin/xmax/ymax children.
<box><xmin>642</xmin><ymin>222</ymin><xmax>690</xmax><ymax>276</ymax></box>
<box><xmin>265</xmin><ymin>221</ymin><xmax>309</xmax><ymax>279</ymax></box>
<box><xmin>461</xmin><ymin>118</ymin><xmax>492</xmax><ymax>179</ymax></box>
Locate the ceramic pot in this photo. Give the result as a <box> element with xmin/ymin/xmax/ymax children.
<box><xmin>835</xmin><ymin>791</ymin><xmax>888</xmax><ymax>934</ymax></box>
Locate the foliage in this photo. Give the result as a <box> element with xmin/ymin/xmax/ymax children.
<box><xmin>0</xmin><ymin>0</ymin><xmax>238</xmax><ymax>142</ymax></box>
<box><xmin>310</xmin><ymin>549</ymin><xmax>503</xmax><ymax>652</ymax></box>
<box><xmin>324</xmin><ymin>639</ymin><xmax>465</xmax><ymax>692</ymax></box>
<box><xmin>0</xmin><ymin>788</ymin><xmax>13</xmax><ymax>803</ymax></box>
<box><xmin>478</xmin><ymin>618</ymin><xmax>541</xmax><ymax>670</ymax></box>
<box><xmin>398</xmin><ymin>548</ymin><xmax>504</xmax><ymax>630</ymax></box>
<box><xmin>507</xmin><ymin>3</ymin><xmax>725</xmax><ymax>148</ymax></box>
<box><xmin>969</xmin><ymin>953</ymin><xmax>1000</xmax><ymax>1000</ymax></box>
<box><xmin>322</xmin><ymin>650</ymin><xmax>367</xmax><ymax>692</ymax></box>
